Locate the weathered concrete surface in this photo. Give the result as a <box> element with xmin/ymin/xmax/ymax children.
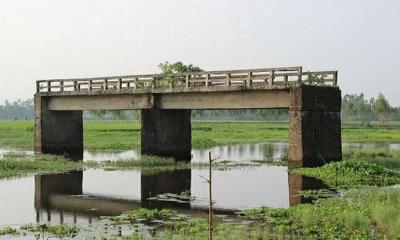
<box><xmin>141</xmin><ymin>109</ymin><xmax>192</xmax><ymax>161</ymax></box>
<box><xmin>288</xmin><ymin>85</ymin><xmax>342</xmax><ymax>167</ymax></box>
<box><xmin>157</xmin><ymin>90</ymin><xmax>290</xmax><ymax>109</ymax></box>
<box><xmin>45</xmin><ymin>89</ymin><xmax>291</xmax><ymax>111</ymax></box>
<box><xmin>34</xmin><ymin>95</ymin><xmax>83</xmax><ymax>160</ymax></box>
<box><xmin>48</xmin><ymin>94</ymin><xmax>154</xmax><ymax>111</ymax></box>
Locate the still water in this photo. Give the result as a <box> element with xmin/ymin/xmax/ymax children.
<box><xmin>0</xmin><ymin>142</ymin><xmax>396</xmax><ymax>227</ymax></box>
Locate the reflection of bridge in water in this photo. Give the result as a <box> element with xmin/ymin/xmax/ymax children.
<box><xmin>34</xmin><ymin>169</ymin><xmax>329</xmax><ymax>224</ymax></box>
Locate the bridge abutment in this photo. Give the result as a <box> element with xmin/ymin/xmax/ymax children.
<box><xmin>34</xmin><ymin>95</ymin><xmax>83</xmax><ymax>160</ymax></box>
<box><xmin>141</xmin><ymin>109</ymin><xmax>192</xmax><ymax>161</ymax></box>
<box><xmin>288</xmin><ymin>85</ymin><xmax>342</xmax><ymax>167</ymax></box>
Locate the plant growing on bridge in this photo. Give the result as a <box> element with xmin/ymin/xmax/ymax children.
<box><xmin>306</xmin><ymin>72</ymin><xmax>327</xmax><ymax>85</ymax></box>
<box><xmin>158</xmin><ymin>61</ymin><xmax>203</xmax><ymax>88</ymax></box>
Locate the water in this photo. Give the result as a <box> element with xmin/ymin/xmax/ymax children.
<box><xmin>0</xmin><ymin>141</ymin><xmax>396</xmax><ymax>227</ymax></box>
<box><xmin>0</xmin><ymin>168</ymin><xmax>328</xmax><ymax>227</ymax></box>
<box><xmin>2</xmin><ymin>141</ymin><xmax>398</xmax><ymax>162</ymax></box>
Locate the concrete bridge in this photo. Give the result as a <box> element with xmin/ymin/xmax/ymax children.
<box><xmin>34</xmin><ymin>66</ymin><xmax>342</xmax><ymax>166</ymax></box>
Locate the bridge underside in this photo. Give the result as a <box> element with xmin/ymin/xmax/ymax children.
<box><xmin>34</xmin><ymin>85</ymin><xmax>342</xmax><ymax>167</ymax></box>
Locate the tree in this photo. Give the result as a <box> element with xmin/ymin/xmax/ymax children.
<box><xmin>157</xmin><ymin>61</ymin><xmax>204</xmax><ymax>88</ymax></box>
<box><xmin>373</xmin><ymin>93</ymin><xmax>391</xmax><ymax>124</ymax></box>
<box><xmin>158</xmin><ymin>61</ymin><xmax>202</xmax><ymax>75</ymax></box>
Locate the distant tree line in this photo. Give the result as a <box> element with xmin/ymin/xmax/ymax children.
<box><xmin>0</xmin><ymin>93</ymin><xmax>396</xmax><ymax>123</ymax></box>
<box><xmin>0</xmin><ymin>99</ymin><xmax>34</xmax><ymax>120</ymax></box>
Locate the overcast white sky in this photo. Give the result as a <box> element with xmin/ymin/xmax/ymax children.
<box><xmin>1</xmin><ymin>0</ymin><xmax>399</xmax><ymax>105</ymax></box>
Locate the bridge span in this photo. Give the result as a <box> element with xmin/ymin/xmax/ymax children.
<box><xmin>34</xmin><ymin>66</ymin><xmax>341</xmax><ymax>166</ymax></box>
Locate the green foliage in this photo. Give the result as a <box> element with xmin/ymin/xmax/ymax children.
<box><xmin>21</xmin><ymin>224</ymin><xmax>79</xmax><ymax>237</ymax></box>
<box><xmin>243</xmin><ymin>187</ymin><xmax>400</xmax><ymax>239</ymax></box>
<box><xmin>0</xmin><ymin>227</ymin><xmax>17</xmax><ymax>235</ymax></box>
<box><xmin>374</xmin><ymin>93</ymin><xmax>391</xmax><ymax>123</ymax></box>
<box><xmin>306</xmin><ymin>72</ymin><xmax>326</xmax><ymax>85</ymax></box>
<box><xmin>109</xmin><ymin>208</ymin><xmax>173</xmax><ymax>223</ymax></box>
<box><xmin>293</xmin><ymin>160</ymin><xmax>400</xmax><ymax>188</ymax></box>
<box><xmin>342</xmin><ymin>93</ymin><xmax>374</xmax><ymax>123</ymax></box>
<box><xmin>157</xmin><ymin>61</ymin><xmax>203</xmax><ymax>88</ymax></box>
<box><xmin>163</xmin><ymin>218</ymin><xmax>268</xmax><ymax>240</ymax></box>
<box><xmin>0</xmin><ymin>99</ymin><xmax>34</xmax><ymax>120</ymax></box>
<box><xmin>158</xmin><ymin>61</ymin><xmax>202</xmax><ymax>75</ymax></box>
<box><xmin>0</xmin><ymin>152</ymin><xmax>83</xmax><ymax>179</ymax></box>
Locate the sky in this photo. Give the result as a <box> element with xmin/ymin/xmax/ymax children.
<box><xmin>1</xmin><ymin>0</ymin><xmax>399</xmax><ymax>105</ymax></box>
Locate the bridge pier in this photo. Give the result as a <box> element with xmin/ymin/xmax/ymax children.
<box><xmin>34</xmin><ymin>95</ymin><xmax>83</xmax><ymax>160</ymax></box>
<box><xmin>288</xmin><ymin>85</ymin><xmax>342</xmax><ymax>167</ymax></box>
<box><xmin>141</xmin><ymin>109</ymin><xmax>192</xmax><ymax>161</ymax></box>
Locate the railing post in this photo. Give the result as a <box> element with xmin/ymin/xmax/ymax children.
<box><xmin>185</xmin><ymin>75</ymin><xmax>190</xmax><ymax>87</ymax></box>
<box><xmin>152</xmin><ymin>76</ymin><xmax>156</xmax><ymax>89</ymax></box>
<box><xmin>73</xmin><ymin>81</ymin><xmax>77</xmax><ymax>91</ymax></box>
<box><xmin>88</xmin><ymin>80</ymin><xmax>92</xmax><ymax>91</ymax></box>
<box><xmin>226</xmin><ymin>73</ymin><xmax>231</xmax><ymax>86</ymax></box>
<box><xmin>134</xmin><ymin>78</ymin><xmax>139</xmax><ymax>89</ymax></box>
<box><xmin>205</xmin><ymin>73</ymin><xmax>210</xmax><ymax>87</ymax></box>
<box><xmin>247</xmin><ymin>72</ymin><xmax>252</xmax><ymax>87</ymax></box>
<box><xmin>269</xmin><ymin>70</ymin><xmax>275</xmax><ymax>86</ymax></box>
<box><xmin>333</xmin><ymin>71</ymin><xmax>338</xmax><ymax>86</ymax></box>
<box><xmin>104</xmin><ymin>79</ymin><xmax>108</xmax><ymax>90</ymax></box>
<box><xmin>284</xmin><ymin>75</ymin><xmax>288</xmax><ymax>83</ymax></box>
<box><xmin>47</xmin><ymin>81</ymin><xmax>50</xmax><ymax>92</ymax></box>
<box><xmin>60</xmin><ymin>81</ymin><xmax>64</xmax><ymax>92</ymax></box>
<box><xmin>298</xmin><ymin>67</ymin><xmax>303</xmax><ymax>83</ymax></box>
<box><xmin>36</xmin><ymin>82</ymin><xmax>40</xmax><ymax>93</ymax></box>
<box><xmin>118</xmin><ymin>78</ymin><xmax>122</xmax><ymax>90</ymax></box>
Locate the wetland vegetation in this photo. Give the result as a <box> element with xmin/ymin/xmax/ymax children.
<box><xmin>1</xmin><ymin>120</ymin><xmax>400</xmax><ymax>239</ymax></box>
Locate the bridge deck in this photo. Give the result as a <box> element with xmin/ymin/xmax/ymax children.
<box><xmin>36</xmin><ymin>66</ymin><xmax>338</xmax><ymax>96</ymax></box>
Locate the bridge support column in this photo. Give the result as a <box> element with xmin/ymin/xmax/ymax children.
<box><xmin>288</xmin><ymin>85</ymin><xmax>342</xmax><ymax>167</ymax></box>
<box><xmin>34</xmin><ymin>95</ymin><xmax>83</xmax><ymax>160</ymax></box>
<box><xmin>141</xmin><ymin>109</ymin><xmax>191</xmax><ymax>161</ymax></box>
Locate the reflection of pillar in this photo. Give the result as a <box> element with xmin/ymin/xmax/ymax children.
<box><xmin>288</xmin><ymin>173</ymin><xmax>303</xmax><ymax>206</ymax></box>
<box><xmin>141</xmin><ymin>169</ymin><xmax>191</xmax><ymax>208</ymax></box>
<box><xmin>288</xmin><ymin>172</ymin><xmax>329</xmax><ymax>206</ymax></box>
<box><xmin>34</xmin><ymin>95</ymin><xmax>83</xmax><ymax>160</ymax></box>
<box><xmin>35</xmin><ymin>171</ymin><xmax>83</xmax><ymax>209</ymax></box>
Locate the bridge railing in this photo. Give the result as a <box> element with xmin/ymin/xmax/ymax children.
<box><xmin>36</xmin><ymin>67</ymin><xmax>338</xmax><ymax>93</ymax></box>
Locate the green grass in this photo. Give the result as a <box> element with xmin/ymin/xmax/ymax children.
<box><xmin>242</xmin><ymin>187</ymin><xmax>400</xmax><ymax>239</ymax></box>
<box><xmin>344</xmin><ymin>148</ymin><xmax>400</xmax><ymax>169</ymax></box>
<box><xmin>0</xmin><ymin>227</ymin><xmax>17</xmax><ymax>235</ymax></box>
<box><xmin>108</xmin><ymin>208</ymin><xmax>174</xmax><ymax>223</ymax></box>
<box><xmin>2</xmin><ymin>120</ymin><xmax>400</xmax><ymax>151</ymax></box>
<box><xmin>0</xmin><ymin>152</ymin><xmax>83</xmax><ymax>179</ymax></box>
<box><xmin>21</xmin><ymin>224</ymin><xmax>79</xmax><ymax>237</ymax></box>
<box><xmin>292</xmin><ymin>160</ymin><xmax>400</xmax><ymax>188</ymax></box>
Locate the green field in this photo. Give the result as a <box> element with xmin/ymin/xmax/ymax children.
<box><xmin>1</xmin><ymin>120</ymin><xmax>400</xmax><ymax>150</ymax></box>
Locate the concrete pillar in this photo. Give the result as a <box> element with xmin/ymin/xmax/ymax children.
<box><xmin>141</xmin><ymin>109</ymin><xmax>191</xmax><ymax>161</ymax></box>
<box><xmin>34</xmin><ymin>95</ymin><xmax>83</xmax><ymax>160</ymax></box>
<box><xmin>288</xmin><ymin>85</ymin><xmax>342</xmax><ymax>167</ymax></box>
